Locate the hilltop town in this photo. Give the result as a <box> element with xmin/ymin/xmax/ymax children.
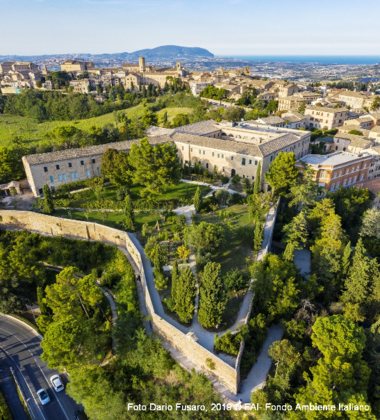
<box><xmin>1</xmin><ymin>54</ymin><xmax>380</xmax><ymax>420</ymax></box>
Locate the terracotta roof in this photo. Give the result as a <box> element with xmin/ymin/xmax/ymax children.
<box><xmin>171</xmin><ymin>132</ymin><xmax>262</xmax><ymax>157</ymax></box>
<box><xmin>258</xmin><ymin>133</ymin><xmax>302</xmax><ymax>156</ymax></box>
<box><xmin>22</xmin><ymin>136</ymin><xmax>169</xmax><ymax>165</ymax></box>
<box><xmin>335</xmin><ymin>133</ymin><xmax>368</xmax><ymax>142</ymax></box>
<box><xmin>258</xmin><ymin>116</ymin><xmax>285</xmax><ymax>125</ymax></box>
<box><xmin>306</xmin><ymin>106</ymin><xmax>349</xmax><ymax>113</ymax></box>
<box><xmin>354</xmin><ymin>178</ymin><xmax>380</xmax><ymax>195</ymax></box>
<box><xmin>175</xmin><ymin>120</ymin><xmax>220</xmax><ymax>135</ymax></box>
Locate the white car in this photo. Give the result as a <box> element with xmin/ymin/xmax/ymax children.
<box><xmin>37</xmin><ymin>388</ymin><xmax>50</xmax><ymax>405</ymax></box>
<box><xmin>50</xmin><ymin>374</ymin><xmax>64</xmax><ymax>392</ymax></box>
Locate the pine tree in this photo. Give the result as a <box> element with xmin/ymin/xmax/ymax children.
<box><xmin>193</xmin><ymin>186</ymin><xmax>203</xmax><ymax>213</ymax></box>
<box><xmin>123</xmin><ymin>194</ymin><xmax>135</xmax><ymax>231</ymax></box>
<box><xmin>171</xmin><ymin>260</ymin><xmax>179</xmax><ymax>302</ymax></box>
<box><xmin>42</xmin><ymin>184</ymin><xmax>55</xmax><ymax>214</ymax></box>
<box><xmin>254</xmin><ymin>161</ymin><xmax>261</xmax><ymax>195</ymax></box>
<box><xmin>175</xmin><ymin>267</ymin><xmax>196</xmax><ymax>323</ymax></box>
<box><xmin>341</xmin><ymin>238</ymin><xmax>380</xmax><ymax>322</ymax></box>
<box><xmin>198</xmin><ymin>262</ymin><xmax>226</xmax><ymax>328</ymax></box>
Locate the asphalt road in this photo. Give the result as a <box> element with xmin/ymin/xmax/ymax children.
<box><xmin>0</xmin><ymin>314</ymin><xmax>82</xmax><ymax>420</ymax></box>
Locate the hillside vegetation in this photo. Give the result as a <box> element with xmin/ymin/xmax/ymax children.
<box><xmin>0</xmin><ymin>105</ymin><xmax>193</xmax><ymax>147</ymax></box>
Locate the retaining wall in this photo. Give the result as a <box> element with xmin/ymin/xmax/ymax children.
<box><xmin>0</xmin><ymin>210</ymin><xmax>238</xmax><ymax>394</ymax></box>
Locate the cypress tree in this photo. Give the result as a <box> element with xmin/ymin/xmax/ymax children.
<box><xmin>175</xmin><ymin>267</ymin><xmax>196</xmax><ymax>323</ymax></box>
<box><xmin>198</xmin><ymin>262</ymin><xmax>226</xmax><ymax>328</ymax></box>
<box><xmin>162</xmin><ymin>111</ymin><xmax>168</xmax><ymax>125</ymax></box>
<box><xmin>193</xmin><ymin>186</ymin><xmax>203</xmax><ymax>213</ymax></box>
<box><xmin>42</xmin><ymin>184</ymin><xmax>55</xmax><ymax>214</ymax></box>
<box><xmin>123</xmin><ymin>194</ymin><xmax>136</xmax><ymax>231</ymax></box>
<box><xmin>253</xmin><ymin>221</ymin><xmax>264</xmax><ymax>251</ymax></box>
<box><xmin>253</xmin><ymin>161</ymin><xmax>261</xmax><ymax>195</ymax></box>
<box><xmin>341</xmin><ymin>240</ymin><xmax>352</xmax><ymax>277</ymax></box>
<box><xmin>171</xmin><ymin>260</ymin><xmax>179</xmax><ymax>302</ymax></box>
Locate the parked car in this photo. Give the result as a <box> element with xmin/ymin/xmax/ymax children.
<box><xmin>37</xmin><ymin>388</ymin><xmax>50</xmax><ymax>405</ymax></box>
<box><xmin>74</xmin><ymin>410</ymin><xmax>89</xmax><ymax>420</ymax></box>
<box><xmin>50</xmin><ymin>374</ymin><xmax>64</xmax><ymax>392</ymax></box>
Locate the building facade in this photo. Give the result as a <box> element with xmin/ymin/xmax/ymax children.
<box><xmin>296</xmin><ymin>152</ymin><xmax>371</xmax><ymax>192</ymax></box>
<box><xmin>305</xmin><ymin>106</ymin><xmax>350</xmax><ymax>129</ymax></box>
<box><xmin>23</xmin><ymin>120</ymin><xmax>311</xmax><ymax>197</ymax></box>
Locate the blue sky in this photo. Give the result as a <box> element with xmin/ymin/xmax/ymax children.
<box><xmin>1</xmin><ymin>0</ymin><xmax>379</xmax><ymax>56</ymax></box>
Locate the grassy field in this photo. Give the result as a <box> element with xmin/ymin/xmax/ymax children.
<box><xmin>59</xmin><ymin>182</ymin><xmax>210</xmax><ymax>208</ymax></box>
<box><xmin>0</xmin><ymin>105</ymin><xmax>193</xmax><ymax>147</ymax></box>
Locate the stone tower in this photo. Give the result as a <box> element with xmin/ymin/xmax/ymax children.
<box><xmin>176</xmin><ymin>61</ymin><xmax>181</xmax><ymax>71</ymax></box>
<box><xmin>139</xmin><ymin>57</ymin><xmax>146</xmax><ymax>72</ymax></box>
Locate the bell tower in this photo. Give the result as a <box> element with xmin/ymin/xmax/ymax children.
<box><xmin>139</xmin><ymin>57</ymin><xmax>146</xmax><ymax>72</ymax></box>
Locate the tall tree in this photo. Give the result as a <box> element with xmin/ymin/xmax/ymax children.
<box><xmin>291</xmin><ymin>315</ymin><xmax>374</xmax><ymax>420</ymax></box>
<box><xmin>198</xmin><ymin>262</ymin><xmax>226</xmax><ymax>328</ymax></box>
<box><xmin>342</xmin><ymin>238</ymin><xmax>380</xmax><ymax>322</ymax></box>
<box><xmin>129</xmin><ymin>138</ymin><xmax>181</xmax><ymax>197</ymax></box>
<box><xmin>171</xmin><ymin>260</ymin><xmax>179</xmax><ymax>302</ymax></box>
<box><xmin>265</xmin><ymin>152</ymin><xmax>299</xmax><ymax>194</ymax></box>
<box><xmin>193</xmin><ymin>186</ymin><xmax>203</xmax><ymax>213</ymax></box>
<box><xmin>42</xmin><ymin>184</ymin><xmax>55</xmax><ymax>214</ymax></box>
<box><xmin>175</xmin><ymin>267</ymin><xmax>196</xmax><ymax>323</ymax></box>
<box><xmin>100</xmin><ymin>148</ymin><xmax>131</xmax><ymax>186</ymax></box>
<box><xmin>253</xmin><ymin>220</ymin><xmax>264</xmax><ymax>251</ymax></box>
<box><xmin>123</xmin><ymin>194</ymin><xmax>136</xmax><ymax>231</ymax></box>
<box><xmin>253</xmin><ymin>161</ymin><xmax>261</xmax><ymax>195</ymax></box>
<box><xmin>282</xmin><ymin>211</ymin><xmax>308</xmax><ymax>261</ymax></box>
<box><xmin>310</xmin><ymin>210</ymin><xmax>347</xmax><ymax>301</ymax></box>
<box><xmin>288</xmin><ymin>164</ymin><xmax>323</xmax><ymax>209</ymax></box>
<box><xmin>360</xmin><ymin>208</ymin><xmax>380</xmax><ymax>239</ymax></box>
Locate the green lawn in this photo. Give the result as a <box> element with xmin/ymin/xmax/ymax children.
<box><xmin>0</xmin><ymin>105</ymin><xmax>193</xmax><ymax>147</ymax></box>
<box><xmin>58</xmin><ymin>182</ymin><xmax>211</xmax><ymax>208</ymax></box>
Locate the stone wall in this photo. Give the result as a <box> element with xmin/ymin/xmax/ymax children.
<box><xmin>0</xmin><ymin>210</ymin><xmax>239</xmax><ymax>394</ymax></box>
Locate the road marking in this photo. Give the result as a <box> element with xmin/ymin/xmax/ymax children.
<box><xmin>0</xmin><ymin>325</ymin><xmax>70</xmax><ymax>420</ymax></box>
<box><xmin>0</xmin><ymin>344</ymin><xmax>46</xmax><ymax>420</ymax></box>
<box><xmin>36</xmin><ymin>364</ymin><xmax>70</xmax><ymax>420</ymax></box>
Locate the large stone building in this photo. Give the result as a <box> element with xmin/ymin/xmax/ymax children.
<box><xmin>60</xmin><ymin>60</ymin><xmax>95</xmax><ymax>74</ymax></box>
<box><xmin>23</xmin><ymin>120</ymin><xmax>311</xmax><ymax>197</ymax></box>
<box><xmin>124</xmin><ymin>58</ymin><xmax>188</xmax><ymax>89</ymax></box>
<box><xmin>304</xmin><ymin>106</ymin><xmax>350</xmax><ymax>129</ymax></box>
<box><xmin>333</xmin><ymin>90</ymin><xmax>378</xmax><ymax>110</ymax></box>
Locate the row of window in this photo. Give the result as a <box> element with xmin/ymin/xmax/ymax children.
<box><xmin>330</xmin><ymin>174</ymin><xmax>365</xmax><ymax>191</ymax></box>
<box><xmin>186</xmin><ymin>146</ymin><xmax>261</xmax><ymax>166</ymax></box>
<box><xmin>49</xmin><ymin>168</ymin><xmax>100</xmax><ymax>184</ymax></box>
<box><xmin>43</xmin><ymin>158</ymin><xmax>96</xmax><ymax>173</ymax></box>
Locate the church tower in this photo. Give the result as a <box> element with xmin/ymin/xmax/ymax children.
<box><xmin>139</xmin><ymin>57</ymin><xmax>146</xmax><ymax>72</ymax></box>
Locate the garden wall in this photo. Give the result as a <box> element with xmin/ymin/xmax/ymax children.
<box><xmin>0</xmin><ymin>210</ymin><xmax>239</xmax><ymax>394</ymax></box>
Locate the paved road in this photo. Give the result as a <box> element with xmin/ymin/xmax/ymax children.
<box><xmin>0</xmin><ymin>314</ymin><xmax>82</xmax><ymax>420</ymax></box>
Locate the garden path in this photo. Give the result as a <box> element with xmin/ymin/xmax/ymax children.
<box><xmin>294</xmin><ymin>249</ymin><xmax>311</xmax><ymax>277</ymax></box>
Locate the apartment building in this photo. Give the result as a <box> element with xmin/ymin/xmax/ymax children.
<box><xmin>305</xmin><ymin>106</ymin><xmax>350</xmax><ymax>129</ymax></box>
<box><xmin>278</xmin><ymin>96</ymin><xmax>305</xmax><ymax>111</ymax></box>
<box><xmin>296</xmin><ymin>152</ymin><xmax>372</xmax><ymax>191</ymax></box>
<box><xmin>334</xmin><ymin>90</ymin><xmax>377</xmax><ymax>109</ymax></box>
<box><xmin>60</xmin><ymin>60</ymin><xmax>95</xmax><ymax>74</ymax></box>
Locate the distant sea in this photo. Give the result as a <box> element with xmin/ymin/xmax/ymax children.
<box><xmin>226</xmin><ymin>56</ymin><xmax>380</xmax><ymax>65</ymax></box>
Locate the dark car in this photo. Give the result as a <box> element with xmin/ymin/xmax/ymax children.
<box><xmin>74</xmin><ymin>410</ymin><xmax>89</xmax><ymax>420</ymax></box>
